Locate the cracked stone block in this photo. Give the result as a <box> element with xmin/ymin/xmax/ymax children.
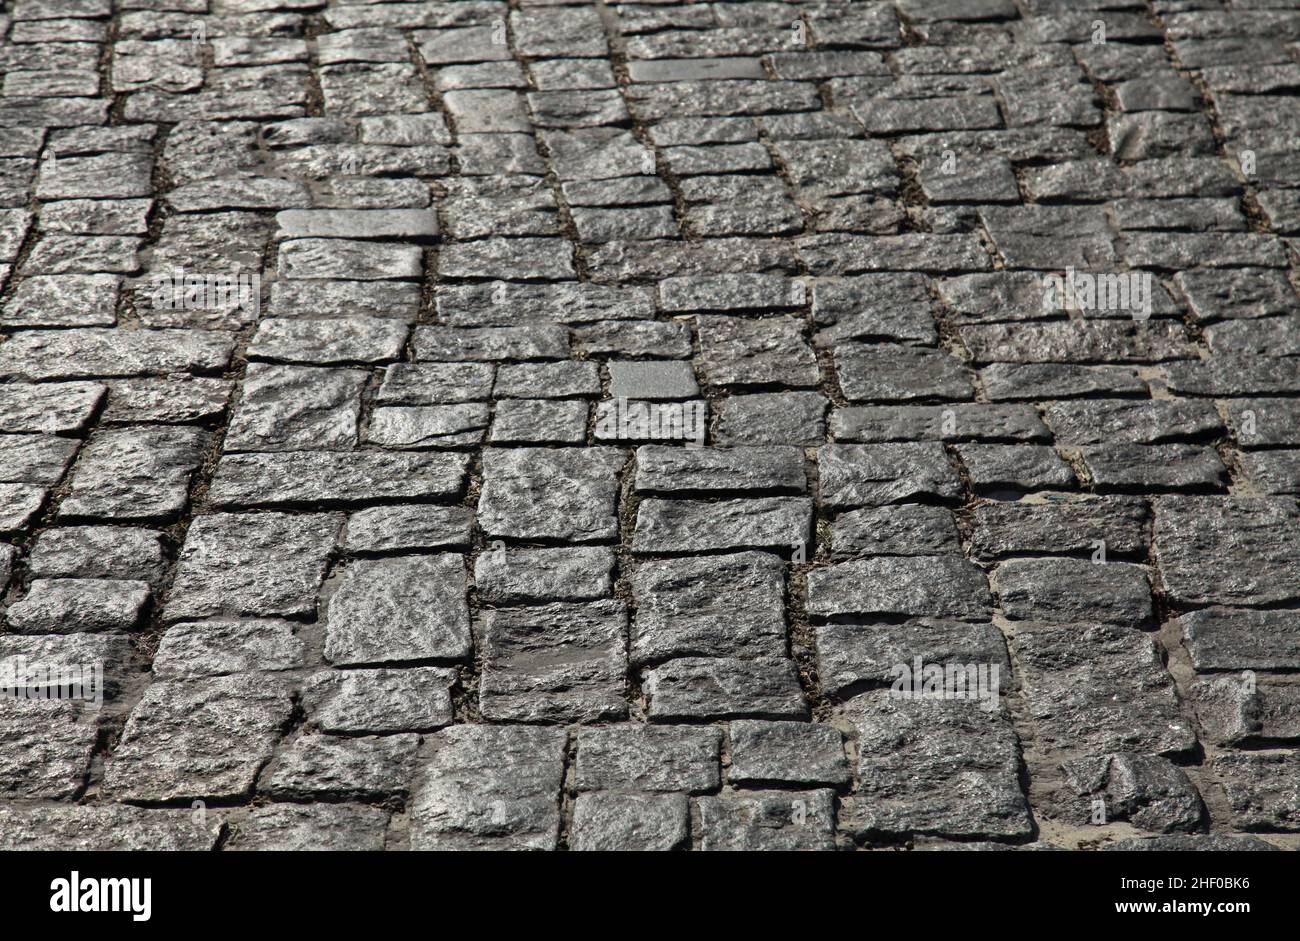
<box><xmin>715</xmin><ymin>391</ymin><xmax>827</xmax><ymax>447</ymax></box>
<box><xmin>571</xmin><ymin>793</ymin><xmax>690</xmax><ymax>851</ymax></box>
<box><xmin>153</xmin><ymin>620</ymin><xmax>305</xmax><ymax>680</ymax></box>
<box><xmin>1154</xmin><ymin>497</ymin><xmax>1300</xmax><ymax>607</ymax></box>
<box><xmin>697</xmin><ymin>790</ymin><xmax>836</xmax><ymax>851</ymax></box>
<box><xmin>2</xmin><ymin>273</ymin><xmax>119</xmax><ymax>327</ymax></box>
<box><xmin>819</xmin><ymin>444</ymin><xmax>962</xmax><ymax>508</ymax></box>
<box><xmin>410</xmin><ymin>725</ymin><xmax>567</xmax><ymax>851</ymax></box>
<box><xmin>57</xmin><ymin>426</ymin><xmax>208</xmax><ymax>523</ymax></box>
<box><xmin>478</xmin><ymin>447</ymin><xmax>624</xmax><ymax>542</ymax></box>
<box><xmin>165</xmin><ymin>512</ymin><xmax>341</xmax><ymax>622</ymax></box>
<box><xmin>633</xmin><ymin>497</ymin><xmax>812</xmax><ymax>555</ymax></box>
<box><xmin>831</xmin><ymin>504</ymin><xmax>960</xmax><ymax>557</ymax></box>
<box><xmin>1179</xmin><ymin>607</ymin><xmax>1300</xmax><ymax>672</ymax></box>
<box><xmin>1012</xmin><ymin>623</ymin><xmax>1196</xmax><ymax>757</ymax></box>
<box><xmin>0</xmin><ymin>433</ymin><xmax>79</xmax><ymax>485</ymax></box>
<box><xmin>475</xmin><ymin>546</ymin><xmax>614</xmax><ymax>605</ymax></box>
<box><xmin>480</xmin><ymin>600</ymin><xmax>628</xmax><ymax>724</ymax></box>
<box><xmin>808</xmin><ymin>556</ymin><xmax>991</xmax><ymax>621</ymax></box>
<box><xmin>969</xmin><ymin>497</ymin><xmax>1148</xmax><ymax>561</ymax></box>
<box><xmin>635</xmin><ymin>445</ymin><xmax>805</xmax><ymax>494</ymax></box>
<box><xmin>993</xmin><ymin>558</ymin><xmax>1153</xmax><ymax>629</ymax></box>
<box><xmin>6</xmin><ymin>578</ymin><xmax>150</xmax><ymax>634</ymax></box>
<box><xmin>1060</xmin><ymin>753</ymin><xmax>1203</xmax><ymax>833</ymax></box>
<box><xmin>815</xmin><ymin>620</ymin><xmax>1010</xmax><ymax>699</ymax></box>
<box><xmin>1213</xmin><ymin>753</ymin><xmax>1300</xmax><ymax>831</ymax></box>
<box><xmin>834</xmin><ymin>344</ymin><xmax>974</xmax><ymax>402</ymax></box>
<box><xmin>0</xmin><ymin>699</ymin><xmax>98</xmax><ymax>799</ymax></box>
<box><xmin>228</xmin><ymin>803</ymin><xmax>389</xmax><ymax>852</ymax></box>
<box><xmin>696</xmin><ymin>314</ymin><xmax>819</xmax><ymax>388</ymax></box>
<box><xmin>28</xmin><ymin>525</ymin><xmax>166</xmax><ymax>583</ymax></box>
<box><xmin>263</xmin><ymin>733</ymin><xmax>420</xmax><ymax>801</ymax></box>
<box><xmin>575</xmin><ymin>725</ymin><xmax>722</xmax><ymax>793</ymax></box>
<box><xmin>607</xmin><ymin>360</ymin><xmax>699</xmax><ymax>400</ymax></box>
<box><xmin>0</xmin><ymin>801</ymin><xmax>220</xmax><ymax>851</ymax></box>
<box><xmin>303</xmin><ymin>667</ymin><xmax>456</xmax><ymax>734</ymax></box>
<box><xmin>366</xmin><ymin>403</ymin><xmax>490</xmax><ymax>448</ymax></box>
<box><xmin>644</xmin><ymin>656</ymin><xmax>806</xmax><ymax>720</ymax></box>
<box><xmin>729</xmin><ymin>720</ymin><xmax>850</xmax><ymax>786</ymax></box>
<box><xmin>630</xmin><ymin>551</ymin><xmax>787</xmax><ymax>664</ymax></box>
<box><xmin>325</xmin><ymin>555</ymin><xmax>470</xmax><ymax>666</ymax></box>
<box><xmin>225</xmin><ymin>364</ymin><xmax>367</xmax><ymax>452</ymax></box>
<box><xmin>342</xmin><ymin>505</ymin><xmax>473</xmax><ymax>553</ymax></box>
<box><xmin>104</xmin><ymin>674</ymin><xmax>294</xmax><ymax>803</ymax></box>
<box><xmin>209</xmin><ymin>451</ymin><xmax>469</xmax><ymax>508</ymax></box>
<box><xmin>841</xmin><ymin>693</ymin><xmax>1032</xmax><ymax>841</ymax></box>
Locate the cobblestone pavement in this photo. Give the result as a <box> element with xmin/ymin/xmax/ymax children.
<box><xmin>0</xmin><ymin>0</ymin><xmax>1299</xmax><ymax>852</ymax></box>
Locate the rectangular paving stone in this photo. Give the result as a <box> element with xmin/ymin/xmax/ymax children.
<box><xmin>571</xmin><ymin>793</ymin><xmax>690</xmax><ymax>851</ymax></box>
<box><xmin>57</xmin><ymin>426</ymin><xmax>209</xmax><ymax>522</ymax></box>
<box><xmin>807</xmin><ymin>556</ymin><xmax>991</xmax><ymax>621</ymax></box>
<box><xmin>6</xmin><ymin>577</ymin><xmax>150</xmax><ymax>634</ymax></box>
<box><xmin>643</xmin><ymin>656</ymin><xmax>807</xmax><ymax>721</ymax></box>
<box><xmin>575</xmin><ymin>725</ymin><xmax>722</xmax><ymax>793</ymax></box>
<box><xmin>697</xmin><ymin>790</ymin><xmax>836</xmax><ymax>851</ymax></box>
<box><xmin>262</xmin><ymin>733</ymin><xmax>421</xmax><ymax>801</ymax></box>
<box><xmin>0</xmin><ymin>699</ymin><xmax>98</xmax><ymax>799</ymax></box>
<box><xmin>209</xmin><ymin>451</ymin><xmax>469</xmax><ymax>509</ymax></box>
<box><xmin>474</xmin><ymin>546</ymin><xmax>614</xmax><ymax>605</ymax></box>
<box><xmin>478</xmin><ymin>447</ymin><xmax>625</xmax><ymax>542</ymax></box>
<box><xmin>152</xmin><ymin>620</ymin><xmax>306</xmax><ymax>681</ymax></box>
<box><xmin>0</xmin><ymin>804</ymin><xmax>220</xmax><ymax>851</ymax></box>
<box><xmin>729</xmin><ymin>720</ymin><xmax>850</xmax><ymax>787</ymax></box>
<box><xmin>819</xmin><ymin>444</ymin><xmax>963</xmax><ymax>508</ymax></box>
<box><xmin>1180</xmin><ymin>607</ymin><xmax>1300</xmax><ymax>672</ymax></box>
<box><xmin>633</xmin><ymin>496</ymin><xmax>813</xmax><ymax>555</ymax></box>
<box><xmin>635</xmin><ymin>445</ymin><xmax>805</xmax><ymax>494</ymax></box>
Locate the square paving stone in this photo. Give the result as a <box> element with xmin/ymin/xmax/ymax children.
<box><xmin>841</xmin><ymin>693</ymin><xmax>1032</xmax><ymax>841</ymax></box>
<box><xmin>695</xmin><ymin>314</ymin><xmax>820</xmax><ymax>388</ymax></box>
<box><xmin>375</xmin><ymin>363</ymin><xmax>495</xmax><ymax>405</ymax></box>
<box><xmin>1212</xmin><ymin>754</ymin><xmax>1300</xmax><ymax>831</ymax></box>
<box><xmin>575</xmin><ymin>725</ymin><xmax>722</xmax><ymax>793</ymax></box>
<box><xmin>807</xmin><ymin>556</ymin><xmax>991</xmax><ymax>621</ymax></box>
<box><xmin>0</xmin><ymin>433</ymin><xmax>80</xmax><ymax>485</ymax></box>
<box><xmin>104</xmin><ymin>674</ymin><xmax>294</xmax><ymax>803</ymax></box>
<box><xmin>0</xmin><ymin>699</ymin><xmax>98</xmax><ymax>799</ymax></box>
<box><xmin>165</xmin><ymin>512</ymin><xmax>342</xmax><ymax>622</ymax></box>
<box><xmin>324</xmin><ymin>555</ymin><xmax>471</xmax><ymax>666</ymax></box>
<box><xmin>0</xmin><ymin>381</ymin><xmax>104</xmax><ymax>434</ymax></box>
<box><xmin>480</xmin><ymin>600</ymin><xmax>628</xmax><ymax>724</ymax></box>
<box><xmin>955</xmin><ymin>444</ymin><xmax>1076</xmax><ymax>493</ymax></box>
<box><xmin>630</xmin><ymin>552</ymin><xmax>787</xmax><ymax>664</ymax></box>
<box><xmin>571</xmin><ymin>793</ymin><xmax>690</xmax><ymax>851</ymax></box>
<box><xmin>728</xmin><ymin>720</ymin><xmax>850</xmax><ymax>786</ymax></box>
<box><xmin>410</xmin><ymin>725</ymin><xmax>567</xmax><ymax>851</ymax></box>
<box><xmin>1179</xmin><ymin>607</ymin><xmax>1300</xmax><ymax>672</ymax></box>
<box><xmin>714</xmin><ymin>392</ymin><xmax>827</xmax><ymax>447</ymax></box>
<box><xmin>607</xmin><ymin>360</ymin><xmax>699</xmax><ymax>400</ymax></box>
<box><xmin>478</xmin><ymin>447</ymin><xmax>625</xmax><ymax>542</ymax></box>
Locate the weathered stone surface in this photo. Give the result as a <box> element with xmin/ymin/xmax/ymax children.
<box><xmin>225</xmin><ymin>364</ymin><xmax>367</xmax><ymax>452</ymax></box>
<box><xmin>818</xmin><ymin>444</ymin><xmax>962</xmax><ymax>508</ymax></box>
<box><xmin>478</xmin><ymin>447</ymin><xmax>625</xmax><ymax>542</ymax></box>
<box><xmin>571</xmin><ymin>793</ymin><xmax>690</xmax><ymax>851</ymax></box>
<box><xmin>643</xmin><ymin>656</ymin><xmax>806</xmax><ymax>720</ymax></box>
<box><xmin>635</xmin><ymin>445</ymin><xmax>805</xmax><ymax>494</ymax></box>
<box><xmin>303</xmin><ymin>667</ymin><xmax>456</xmax><ymax>734</ymax></box>
<box><xmin>475</xmin><ymin>546</ymin><xmax>614</xmax><ymax>605</ymax></box>
<box><xmin>7</xmin><ymin>578</ymin><xmax>150</xmax><ymax>634</ymax></box>
<box><xmin>343</xmin><ymin>505</ymin><xmax>474</xmax><ymax>553</ymax></box>
<box><xmin>1060</xmin><ymin>753</ymin><xmax>1204</xmax><ymax>833</ymax></box>
<box><xmin>815</xmin><ymin>620</ymin><xmax>1010</xmax><ymax>699</ymax></box>
<box><xmin>1213</xmin><ymin>753</ymin><xmax>1300</xmax><ymax>831</ymax></box>
<box><xmin>325</xmin><ymin>555</ymin><xmax>471</xmax><ymax>666</ymax></box>
<box><xmin>831</xmin><ymin>504</ymin><xmax>960</xmax><ymax>558</ymax></box>
<box><xmin>633</xmin><ymin>497</ymin><xmax>812</xmax><ymax>554</ymax></box>
<box><xmin>29</xmin><ymin>525</ymin><xmax>166</xmax><ymax>582</ymax></box>
<box><xmin>58</xmin><ymin>426</ymin><xmax>208</xmax><ymax>522</ymax></box>
<box><xmin>808</xmin><ymin>556</ymin><xmax>990</xmax><ymax>621</ymax></box>
<box><xmin>697</xmin><ymin>790</ymin><xmax>836</xmax><ymax>851</ymax></box>
<box><xmin>228</xmin><ymin>804</ymin><xmax>389</xmax><ymax>852</ymax></box>
<box><xmin>153</xmin><ymin>620</ymin><xmax>305</xmax><ymax>680</ymax></box>
<box><xmin>576</xmin><ymin>725</ymin><xmax>722</xmax><ymax>793</ymax></box>
<box><xmin>0</xmin><ymin>699</ymin><xmax>98</xmax><ymax>799</ymax></box>
<box><xmin>969</xmin><ymin>497</ymin><xmax>1148</xmax><ymax>561</ymax></box>
<box><xmin>729</xmin><ymin>720</ymin><xmax>850</xmax><ymax>786</ymax></box>
<box><xmin>263</xmin><ymin>733</ymin><xmax>420</xmax><ymax>801</ymax></box>
<box><xmin>993</xmin><ymin>558</ymin><xmax>1153</xmax><ymax>629</ymax></box>
<box><xmin>210</xmin><ymin>451</ymin><xmax>469</xmax><ymax>508</ymax></box>
<box><xmin>1179</xmin><ymin>607</ymin><xmax>1300</xmax><ymax>672</ymax></box>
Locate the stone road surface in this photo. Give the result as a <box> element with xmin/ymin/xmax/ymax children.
<box><xmin>0</xmin><ymin>0</ymin><xmax>1299</xmax><ymax>851</ymax></box>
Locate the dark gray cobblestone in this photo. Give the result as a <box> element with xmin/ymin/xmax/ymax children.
<box><xmin>0</xmin><ymin>0</ymin><xmax>1297</xmax><ymax>853</ymax></box>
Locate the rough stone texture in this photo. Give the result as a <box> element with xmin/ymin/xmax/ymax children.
<box><xmin>7</xmin><ymin>3</ymin><xmax>1296</xmax><ymax>854</ymax></box>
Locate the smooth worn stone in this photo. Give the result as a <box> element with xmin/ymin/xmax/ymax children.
<box><xmin>1012</xmin><ymin>623</ymin><xmax>1196</xmax><ymax>757</ymax></box>
<box><xmin>842</xmin><ymin>693</ymin><xmax>1032</xmax><ymax>841</ymax></box>
<box><xmin>305</xmin><ymin>666</ymin><xmax>456</xmax><ymax>734</ymax></box>
<box><xmin>57</xmin><ymin>426</ymin><xmax>208</xmax><ymax>523</ymax></box>
<box><xmin>6</xmin><ymin>578</ymin><xmax>150</xmax><ymax>634</ymax></box>
<box><xmin>643</xmin><ymin>656</ymin><xmax>807</xmax><ymax>721</ymax></box>
<box><xmin>263</xmin><ymin>733</ymin><xmax>420</xmax><ymax>801</ymax></box>
<box><xmin>478</xmin><ymin>447</ymin><xmax>625</xmax><ymax>542</ymax></box>
<box><xmin>1154</xmin><ymin>497</ymin><xmax>1300</xmax><ymax>607</ymax></box>
<box><xmin>635</xmin><ymin>445</ymin><xmax>805</xmax><ymax>494</ymax></box>
<box><xmin>993</xmin><ymin>558</ymin><xmax>1153</xmax><ymax>629</ymax></box>
<box><xmin>28</xmin><ymin>526</ymin><xmax>166</xmax><ymax>583</ymax></box>
<box><xmin>697</xmin><ymin>790</ymin><xmax>836</xmax><ymax>851</ymax></box>
<box><xmin>480</xmin><ymin>600</ymin><xmax>628</xmax><ymax>724</ymax></box>
<box><xmin>815</xmin><ymin>620</ymin><xmax>1010</xmax><ymax>699</ymax></box>
<box><xmin>575</xmin><ymin>725</ymin><xmax>722</xmax><ymax>793</ymax></box>
<box><xmin>165</xmin><ymin>512</ymin><xmax>341</xmax><ymax>622</ymax></box>
<box><xmin>152</xmin><ymin>620</ymin><xmax>306</xmax><ymax>680</ymax></box>
<box><xmin>831</xmin><ymin>504</ymin><xmax>960</xmax><ymax>558</ymax></box>
<box><xmin>410</xmin><ymin>725</ymin><xmax>567</xmax><ymax>850</ymax></box>
<box><xmin>819</xmin><ymin>444</ymin><xmax>963</xmax><ymax>508</ymax></box>
<box><xmin>968</xmin><ymin>497</ymin><xmax>1149</xmax><ymax>561</ymax></box>
<box><xmin>807</xmin><ymin>556</ymin><xmax>991</xmax><ymax>621</ymax></box>
<box><xmin>607</xmin><ymin>360</ymin><xmax>699</xmax><ymax>400</ymax></box>
<box><xmin>228</xmin><ymin>803</ymin><xmax>389</xmax><ymax>852</ymax></box>
<box><xmin>343</xmin><ymin>505</ymin><xmax>474</xmax><ymax>554</ymax></box>
<box><xmin>729</xmin><ymin>720</ymin><xmax>850</xmax><ymax>786</ymax></box>
<box><xmin>570</xmin><ymin>792</ymin><xmax>690</xmax><ymax>851</ymax></box>
<box><xmin>630</xmin><ymin>551</ymin><xmax>787</xmax><ymax>665</ymax></box>
<box><xmin>474</xmin><ymin>546</ymin><xmax>614</xmax><ymax>605</ymax></box>
<box><xmin>225</xmin><ymin>364</ymin><xmax>367</xmax><ymax>452</ymax></box>
<box><xmin>209</xmin><ymin>451</ymin><xmax>469</xmax><ymax>509</ymax></box>
<box><xmin>633</xmin><ymin>497</ymin><xmax>813</xmax><ymax>555</ymax></box>
<box><xmin>325</xmin><ymin>555</ymin><xmax>471</xmax><ymax>666</ymax></box>
<box><xmin>104</xmin><ymin>674</ymin><xmax>294</xmax><ymax>803</ymax></box>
